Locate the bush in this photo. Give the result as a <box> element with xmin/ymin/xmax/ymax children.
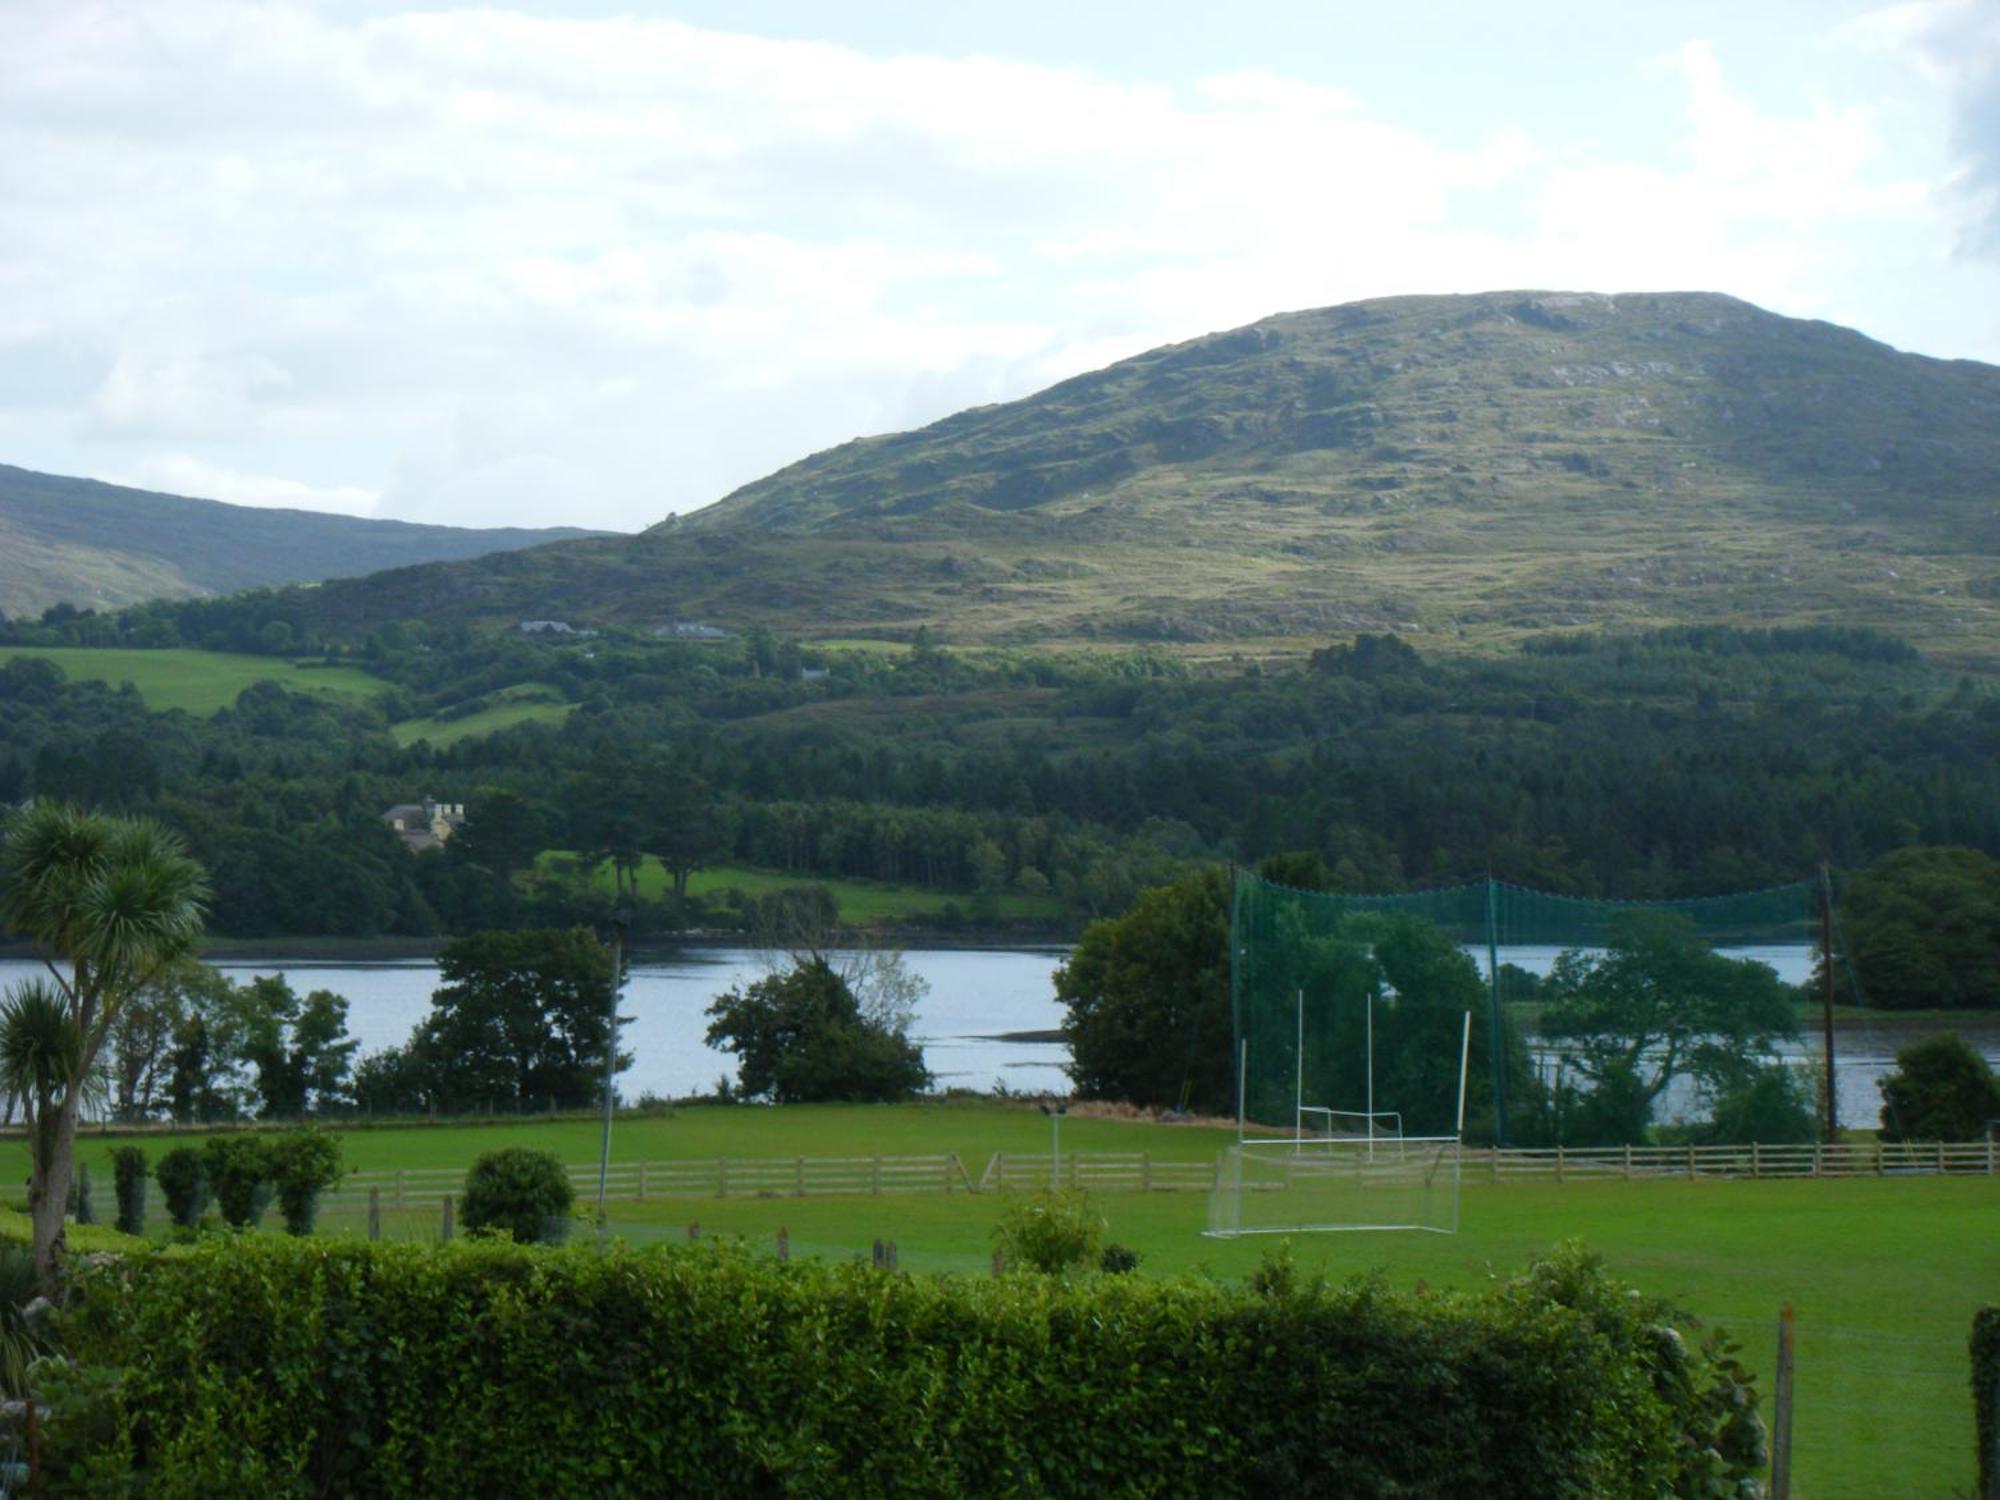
<box><xmin>267</xmin><ymin>1128</ymin><xmax>344</xmax><ymax>1236</ymax></box>
<box><xmin>1879</xmin><ymin>1033</ymin><xmax>2000</xmax><ymax>1142</ymax></box>
<box><xmin>1700</xmin><ymin>1064</ymin><xmax>1820</xmax><ymax>1145</ymax></box>
<box><xmin>70</xmin><ymin>1163</ymin><xmax>95</xmax><ymax>1225</ymax></box>
<box><xmin>52</xmin><ymin>1237</ymin><xmax>1764</xmax><ymax>1498</ymax></box>
<box><xmin>201</xmin><ymin>1135</ymin><xmax>272</xmax><ymax>1228</ymax></box>
<box><xmin>1974</xmin><ymin>1307</ymin><xmax>1999</xmax><ymax>1500</ymax></box>
<box><xmin>991</xmin><ymin>1189</ymin><xmax>1103</xmax><ymax>1275</ymax></box>
<box><xmin>111</xmin><ymin>1148</ymin><xmax>148</xmax><ymax>1237</ymax></box>
<box><xmin>1098</xmin><ymin>1242</ymin><xmax>1141</xmax><ymax>1275</ymax></box>
<box><xmin>460</xmin><ymin>1147</ymin><xmax>574</xmax><ymax>1244</ymax></box>
<box><xmin>154</xmin><ymin>1147</ymin><xmax>207</xmax><ymax>1230</ymax></box>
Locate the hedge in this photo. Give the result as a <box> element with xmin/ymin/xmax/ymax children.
<box><xmin>41</xmin><ymin>1238</ymin><xmax>1764</xmax><ymax>1498</ymax></box>
<box><xmin>1976</xmin><ymin>1306</ymin><xmax>2000</xmax><ymax>1500</ymax></box>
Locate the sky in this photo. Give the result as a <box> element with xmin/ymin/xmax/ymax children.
<box><xmin>2</xmin><ymin>0</ymin><xmax>1997</xmax><ymax>533</ymax></box>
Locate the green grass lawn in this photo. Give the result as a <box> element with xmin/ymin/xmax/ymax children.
<box><xmin>1</xmin><ymin>646</ymin><xmax>389</xmax><ymax>716</ymax></box>
<box><xmin>391</xmin><ymin>685</ymin><xmax>575</xmax><ymax>746</ymax></box>
<box><xmin>39</xmin><ymin>1102</ymin><xmax>1999</xmax><ymax>1499</ymax></box>
<box><xmin>533</xmin><ymin>853</ymin><xmax>1064</xmax><ymax>923</ymax></box>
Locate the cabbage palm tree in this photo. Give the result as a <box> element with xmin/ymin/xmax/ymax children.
<box><xmin>0</xmin><ymin>803</ymin><xmax>208</xmax><ymax>1285</ymax></box>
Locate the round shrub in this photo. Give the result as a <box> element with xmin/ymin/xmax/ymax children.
<box><xmin>202</xmin><ymin>1136</ymin><xmax>273</xmax><ymax>1229</ymax></box>
<box><xmin>460</xmin><ymin>1148</ymin><xmax>575</xmax><ymax>1244</ymax></box>
<box><xmin>156</xmin><ymin>1147</ymin><xmax>208</xmax><ymax>1230</ymax></box>
<box><xmin>991</xmin><ymin>1189</ymin><xmax>1104</xmax><ymax>1275</ymax></box>
<box><xmin>112</xmin><ymin>1147</ymin><xmax>149</xmax><ymax>1237</ymax></box>
<box><xmin>1098</xmin><ymin>1242</ymin><xmax>1142</xmax><ymax>1275</ymax></box>
<box><xmin>267</xmin><ymin>1129</ymin><xmax>344</xmax><ymax>1237</ymax></box>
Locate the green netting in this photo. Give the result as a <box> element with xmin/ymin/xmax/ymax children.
<box><xmin>1231</xmin><ymin>873</ymin><xmax>1819</xmax><ymax>1147</ymax></box>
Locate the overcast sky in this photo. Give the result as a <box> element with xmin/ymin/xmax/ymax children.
<box><xmin>3</xmin><ymin>0</ymin><xmax>1997</xmax><ymax>532</ymax></box>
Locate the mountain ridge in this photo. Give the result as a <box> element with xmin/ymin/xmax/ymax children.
<box><xmin>121</xmin><ymin>290</ymin><xmax>2000</xmax><ymax>662</ymax></box>
<box><xmin>0</xmin><ymin>464</ymin><xmax>609</xmax><ymax>618</ymax></box>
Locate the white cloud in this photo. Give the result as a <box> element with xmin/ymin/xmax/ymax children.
<box><xmin>0</xmin><ymin>1</ymin><xmax>1991</xmax><ymax>533</ymax></box>
<box><xmin>113</xmin><ymin>453</ymin><xmax>381</xmax><ymax>517</ymax></box>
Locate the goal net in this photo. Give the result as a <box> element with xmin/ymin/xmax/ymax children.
<box><xmin>1207</xmin><ymin>1137</ymin><xmax>1463</xmax><ymax>1237</ymax></box>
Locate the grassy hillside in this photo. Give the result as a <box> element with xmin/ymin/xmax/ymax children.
<box><xmin>390</xmin><ymin>684</ymin><xmax>575</xmax><ymax>746</ymax></box>
<box><xmin>0</xmin><ymin>462</ymin><xmax>606</xmax><ymax>617</ymax></box>
<box><xmin>268</xmin><ymin>290</ymin><xmax>2000</xmax><ymax>665</ymax></box>
<box><xmin>534</xmin><ymin>854</ymin><xmax>1063</xmax><ymax>923</ymax></box>
<box><xmin>0</xmin><ymin>645</ymin><xmax>389</xmax><ymax>715</ymax></box>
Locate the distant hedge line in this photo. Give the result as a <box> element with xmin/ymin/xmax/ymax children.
<box><xmin>41</xmin><ymin>1238</ymin><xmax>1764</xmax><ymax>1498</ymax></box>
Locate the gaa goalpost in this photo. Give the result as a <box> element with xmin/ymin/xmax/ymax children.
<box><xmin>1206</xmin><ymin>999</ymin><xmax>1472</xmax><ymax>1238</ymax></box>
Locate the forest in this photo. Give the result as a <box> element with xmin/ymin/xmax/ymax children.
<box><xmin>1</xmin><ymin>591</ymin><xmax>1997</xmax><ymax>941</ymax></box>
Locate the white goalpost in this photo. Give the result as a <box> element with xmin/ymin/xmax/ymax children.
<box><xmin>1207</xmin><ymin>1010</ymin><xmax>1472</xmax><ymax>1237</ymax></box>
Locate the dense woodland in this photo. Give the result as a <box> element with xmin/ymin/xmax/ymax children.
<box><xmin>2</xmin><ymin>591</ymin><xmax>1998</xmax><ymax>941</ymax></box>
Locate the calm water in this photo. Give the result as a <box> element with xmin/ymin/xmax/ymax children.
<box><xmin>3</xmin><ymin>945</ymin><xmax>1987</xmax><ymax>1128</ymax></box>
<box><xmin>0</xmin><ymin>948</ymin><xmax>1075</xmax><ymax>1102</ymax></box>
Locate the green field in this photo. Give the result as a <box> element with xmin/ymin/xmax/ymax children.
<box><xmin>2</xmin><ymin>646</ymin><xmax>389</xmax><ymax>716</ymax></box>
<box><xmin>534</xmin><ymin>853</ymin><xmax>1064</xmax><ymax>923</ymax></box>
<box><xmin>43</xmin><ymin>1102</ymin><xmax>1995</xmax><ymax>1500</ymax></box>
<box><xmin>391</xmin><ymin>685</ymin><xmax>575</xmax><ymax>746</ymax></box>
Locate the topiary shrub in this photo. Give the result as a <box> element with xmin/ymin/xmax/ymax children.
<box><xmin>991</xmin><ymin>1189</ymin><xmax>1103</xmax><ymax>1275</ymax></box>
<box><xmin>267</xmin><ymin>1128</ymin><xmax>343</xmax><ymax>1237</ymax></box>
<box><xmin>70</xmin><ymin>1163</ymin><xmax>95</xmax><ymax>1225</ymax></box>
<box><xmin>201</xmin><ymin>1135</ymin><xmax>272</xmax><ymax>1229</ymax></box>
<box><xmin>460</xmin><ymin>1148</ymin><xmax>574</xmax><ymax>1244</ymax></box>
<box><xmin>155</xmin><ymin>1147</ymin><xmax>207</xmax><ymax>1230</ymax></box>
<box><xmin>111</xmin><ymin>1147</ymin><xmax>149</xmax><ymax>1237</ymax></box>
<box><xmin>1098</xmin><ymin>1242</ymin><xmax>1141</xmax><ymax>1275</ymax></box>
<box><xmin>1880</xmin><ymin>1033</ymin><xmax>2000</xmax><ymax>1142</ymax></box>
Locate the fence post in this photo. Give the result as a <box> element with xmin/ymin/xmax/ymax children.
<box><xmin>1753</xmin><ymin>1142</ymin><xmax>1761</xmax><ymax>1179</ymax></box>
<box><xmin>777</xmin><ymin>1227</ymin><xmax>789</xmax><ymax>1262</ymax></box>
<box><xmin>872</xmin><ymin>1155</ymin><xmax>882</xmax><ymax>1196</ymax></box>
<box><xmin>993</xmin><ymin>1151</ymin><xmax>1005</xmax><ymax>1190</ymax></box>
<box><xmin>1490</xmin><ymin>1148</ymin><xmax>1498</xmax><ymax>1183</ymax></box>
<box><xmin>795</xmin><ymin>1156</ymin><xmax>805</xmax><ymax>1198</ymax></box>
<box><xmin>1939</xmin><ymin>1140</ymin><xmax>1947</xmax><ymax>1175</ymax></box>
<box><xmin>942</xmin><ymin>1155</ymin><xmax>951</xmax><ymax>1194</ymax></box>
<box><xmin>638</xmin><ymin>1163</ymin><xmax>648</xmax><ymax>1203</ymax></box>
<box><xmin>1813</xmin><ymin>1142</ymin><xmax>1823</xmax><ymax>1177</ymax></box>
<box><xmin>1623</xmin><ymin>1144</ymin><xmax>1632</xmax><ymax>1181</ymax></box>
<box><xmin>368</xmin><ymin>1187</ymin><xmax>380</xmax><ymax>1242</ymax></box>
<box><xmin>441</xmin><ymin>1195</ymin><xmax>454</xmax><ymax>1242</ymax></box>
<box><xmin>1686</xmin><ymin>1143</ymin><xmax>1696</xmax><ymax>1179</ymax></box>
<box><xmin>1555</xmin><ymin>1144</ymin><xmax>1565</xmax><ymax>1184</ymax></box>
<box><xmin>394</xmin><ymin>1169</ymin><xmax>405</xmax><ymax>1209</ymax></box>
<box><xmin>1142</xmin><ymin>1152</ymin><xmax>1153</xmax><ymax>1192</ymax></box>
<box><xmin>1771</xmin><ymin>1305</ymin><xmax>1796</xmax><ymax>1500</ymax></box>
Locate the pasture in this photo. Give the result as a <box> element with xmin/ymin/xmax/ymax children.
<box><xmin>390</xmin><ymin>684</ymin><xmax>576</xmax><ymax>746</ymax></box>
<box><xmin>0</xmin><ymin>646</ymin><xmax>388</xmax><ymax>716</ymax></box>
<box><xmin>532</xmin><ymin>853</ymin><xmax>1065</xmax><ymax>923</ymax></box>
<box><xmin>44</xmin><ymin>1100</ymin><xmax>1997</xmax><ymax>1500</ymax></box>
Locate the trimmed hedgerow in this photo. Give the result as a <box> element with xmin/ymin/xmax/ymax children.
<box><xmin>45</xmin><ymin>1237</ymin><xmax>1761</xmax><ymax>1498</ymax></box>
<box><xmin>111</xmin><ymin>1149</ymin><xmax>148</xmax><ymax>1238</ymax></box>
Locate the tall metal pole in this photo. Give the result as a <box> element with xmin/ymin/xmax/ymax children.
<box><xmin>1365</xmin><ymin>990</ymin><xmax>1375</xmax><ymax>1161</ymax></box>
<box><xmin>1819</xmin><ymin>864</ymin><xmax>1839</xmax><ymax>1146</ymax></box>
<box><xmin>1237</xmin><ymin>1040</ymin><xmax>1248</xmax><ymax>1143</ymax></box>
<box><xmin>596</xmin><ymin>921</ymin><xmax>625</xmax><ymax>1222</ymax></box>
<box><xmin>1485</xmin><ymin>877</ymin><xmax>1508</xmax><ymax>1146</ymax></box>
<box><xmin>1294</xmin><ymin>987</ymin><xmax>1304</xmax><ymax>1146</ymax></box>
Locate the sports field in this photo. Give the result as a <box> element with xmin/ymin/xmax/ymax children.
<box><xmin>42</xmin><ymin>1100</ymin><xmax>1995</xmax><ymax>1499</ymax></box>
<box><xmin>0</xmin><ymin>646</ymin><xmax>388</xmax><ymax>716</ymax></box>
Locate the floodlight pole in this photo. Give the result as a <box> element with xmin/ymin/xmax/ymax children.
<box><xmin>596</xmin><ymin>911</ymin><xmax>630</xmax><ymax>1223</ymax></box>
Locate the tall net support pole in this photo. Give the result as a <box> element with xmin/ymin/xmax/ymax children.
<box><xmin>1455</xmin><ymin>1011</ymin><xmax>1472</xmax><ymax>1137</ymax></box>
<box><xmin>1365</xmin><ymin>991</ymin><xmax>1376</xmax><ymax>1161</ymax></box>
<box><xmin>1294</xmin><ymin>989</ymin><xmax>1305</xmax><ymax>1149</ymax></box>
<box><xmin>1484</xmin><ymin>878</ymin><xmax>1508</xmax><ymax>1145</ymax></box>
<box><xmin>1237</xmin><ymin>1041</ymin><xmax>1248</xmax><ymax>1144</ymax></box>
<box><xmin>1819</xmin><ymin>863</ymin><xmax>1839</xmax><ymax>1144</ymax></box>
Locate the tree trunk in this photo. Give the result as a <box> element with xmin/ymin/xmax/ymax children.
<box><xmin>29</xmin><ymin>1092</ymin><xmax>80</xmax><ymax>1289</ymax></box>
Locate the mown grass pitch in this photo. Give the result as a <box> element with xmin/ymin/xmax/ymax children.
<box><xmin>43</xmin><ymin>1102</ymin><xmax>1998</xmax><ymax>1500</ymax></box>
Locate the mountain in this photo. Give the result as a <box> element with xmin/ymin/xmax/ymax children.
<box><xmin>216</xmin><ymin>292</ymin><xmax>2000</xmax><ymax>662</ymax></box>
<box><xmin>0</xmin><ymin>464</ymin><xmax>608</xmax><ymax>618</ymax></box>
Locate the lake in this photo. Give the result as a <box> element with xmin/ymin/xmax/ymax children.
<box><xmin>2</xmin><ymin>944</ymin><xmax>1989</xmax><ymax>1128</ymax></box>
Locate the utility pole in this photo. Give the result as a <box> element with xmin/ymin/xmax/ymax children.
<box><xmin>596</xmin><ymin>910</ymin><xmax>630</xmax><ymax>1222</ymax></box>
<box><xmin>1818</xmin><ymin>865</ymin><xmax>1838</xmax><ymax>1146</ymax></box>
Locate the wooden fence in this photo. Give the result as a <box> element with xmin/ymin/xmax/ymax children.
<box><xmin>321</xmin><ymin>1139</ymin><xmax>1996</xmax><ymax>1211</ymax></box>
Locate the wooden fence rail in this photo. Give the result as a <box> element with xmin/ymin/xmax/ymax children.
<box><xmin>318</xmin><ymin>1138</ymin><xmax>1996</xmax><ymax>1210</ymax></box>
